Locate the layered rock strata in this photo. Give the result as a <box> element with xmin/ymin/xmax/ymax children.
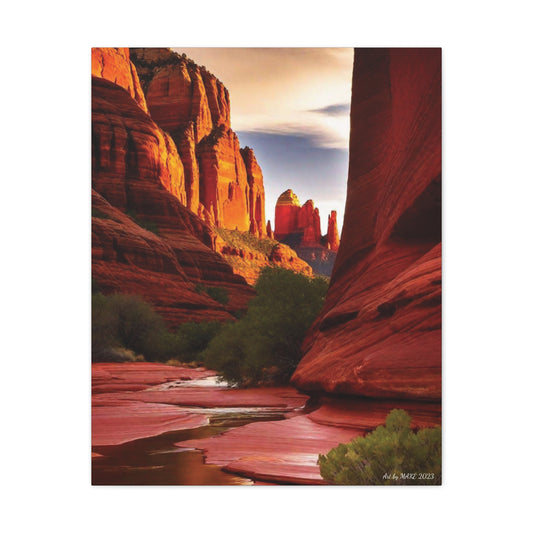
<box><xmin>92</xmin><ymin>75</ymin><xmax>254</xmax><ymax>325</ymax></box>
<box><xmin>91</xmin><ymin>47</ymin><xmax>148</xmax><ymax>113</ymax></box>
<box><xmin>292</xmin><ymin>48</ymin><xmax>442</xmax><ymax>401</ymax></box>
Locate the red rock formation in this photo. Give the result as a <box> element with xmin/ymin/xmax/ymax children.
<box><xmin>327</xmin><ymin>211</ymin><xmax>340</xmax><ymax>251</ymax></box>
<box><xmin>269</xmin><ymin>244</ymin><xmax>313</xmax><ymax>276</ymax></box>
<box><xmin>241</xmin><ymin>147</ymin><xmax>266</xmax><ymax>237</ymax></box>
<box><xmin>274</xmin><ymin>189</ymin><xmax>301</xmax><ymax>241</ymax></box>
<box><xmin>274</xmin><ymin>190</ymin><xmax>322</xmax><ymax>246</ymax></box>
<box><xmin>91</xmin><ymin>47</ymin><xmax>148</xmax><ymax>113</ymax></box>
<box><xmin>129</xmin><ymin>48</ymin><xmax>266</xmax><ymax>238</ymax></box>
<box><xmin>92</xmin><ymin>76</ymin><xmax>255</xmax><ymax>325</ymax></box>
<box><xmin>213</xmin><ymin>229</ymin><xmax>313</xmax><ymax>285</ymax></box>
<box><xmin>274</xmin><ymin>189</ymin><xmax>337</xmax><ymax>275</ymax></box>
<box><xmin>292</xmin><ymin>48</ymin><xmax>442</xmax><ymax>401</ymax></box>
<box><xmin>299</xmin><ymin>200</ymin><xmax>322</xmax><ymax>246</ymax></box>
<box><xmin>196</xmin><ymin>126</ymin><xmax>250</xmax><ymax>231</ymax></box>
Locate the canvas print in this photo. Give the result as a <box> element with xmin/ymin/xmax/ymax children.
<box><xmin>91</xmin><ymin>47</ymin><xmax>442</xmax><ymax>485</ymax></box>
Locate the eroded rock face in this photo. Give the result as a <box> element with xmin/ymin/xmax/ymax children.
<box><xmin>129</xmin><ymin>48</ymin><xmax>265</xmax><ymax>237</ymax></box>
<box><xmin>196</xmin><ymin>126</ymin><xmax>250</xmax><ymax>231</ymax></box>
<box><xmin>327</xmin><ymin>211</ymin><xmax>340</xmax><ymax>251</ymax></box>
<box><xmin>292</xmin><ymin>48</ymin><xmax>442</xmax><ymax>401</ymax></box>
<box><xmin>91</xmin><ymin>47</ymin><xmax>148</xmax><ymax>113</ymax></box>
<box><xmin>274</xmin><ymin>189</ymin><xmax>337</xmax><ymax>276</ymax></box>
<box><xmin>241</xmin><ymin>147</ymin><xmax>266</xmax><ymax>237</ymax></box>
<box><xmin>92</xmin><ymin>76</ymin><xmax>255</xmax><ymax>325</ymax></box>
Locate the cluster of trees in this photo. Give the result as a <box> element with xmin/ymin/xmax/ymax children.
<box><xmin>92</xmin><ymin>268</ymin><xmax>328</xmax><ymax>385</ymax></box>
<box><xmin>318</xmin><ymin>409</ymin><xmax>442</xmax><ymax>485</ymax></box>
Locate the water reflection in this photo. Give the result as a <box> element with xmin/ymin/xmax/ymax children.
<box><xmin>92</xmin><ymin>412</ymin><xmax>285</xmax><ymax>485</ymax></box>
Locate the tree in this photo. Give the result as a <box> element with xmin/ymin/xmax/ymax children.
<box><xmin>202</xmin><ymin>267</ymin><xmax>328</xmax><ymax>385</ymax></box>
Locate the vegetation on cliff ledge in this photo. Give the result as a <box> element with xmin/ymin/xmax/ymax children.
<box><xmin>318</xmin><ymin>409</ymin><xmax>442</xmax><ymax>485</ymax></box>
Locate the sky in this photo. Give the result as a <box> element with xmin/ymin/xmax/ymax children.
<box><xmin>173</xmin><ymin>48</ymin><xmax>354</xmax><ymax>232</ymax></box>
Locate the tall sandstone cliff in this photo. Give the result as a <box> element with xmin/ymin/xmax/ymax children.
<box><xmin>92</xmin><ymin>69</ymin><xmax>254</xmax><ymax>327</ymax></box>
<box><xmin>129</xmin><ymin>48</ymin><xmax>266</xmax><ymax>237</ymax></box>
<box><xmin>292</xmin><ymin>49</ymin><xmax>442</xmax><ymax>401</ymax></box>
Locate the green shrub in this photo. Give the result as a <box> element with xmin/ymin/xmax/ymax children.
<box><xmin>172</xmin><ymin>321</ymin><xmax>223</xmax><ymax>362</ymax></box>
<box><xmin>195</xmin><ymin>284</ymin><xmax>230</xmax><ymax>305</ymax></box>
<box><xmin>92</xmin><ymin>293</ymin><xmax>170</xmax><ymax>362</ymax></box>
<box><xmin>318</xmin><ymin>409</ymin><xmax>442</xmax><ymax>485</ymax></box>
<box><xmin>202</xmin><ymin>267</ymin><xmax>328</xmax><ymax>385</ymax></box>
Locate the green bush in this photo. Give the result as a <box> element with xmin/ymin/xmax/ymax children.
<box><xmin>318</xmin><ymin>409</ymin><xmax>442</xmax><ymax>485</ymax></box>
<box><xmin>202</xmin><ymin>267</ymin><xmax>328</xmax><ymax>385</ymax></box>
<box><xmin>172</xmin><ymin>321</ymin><xmax>223</xmax><ymax>362</ymax></box>
<box><xmin>92</xmin><ymin>293</ymin><xmax>169</xmax><ymax>362</ymax></box>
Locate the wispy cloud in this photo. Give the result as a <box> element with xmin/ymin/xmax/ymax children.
<box><xmin>174</xmin><ymin>47</ymin><xmax>354</xmax><ymax>149</ymax></box>
<box><xmin>310</xmin><ymin>103</ymin><xmax>351</xmax><ymax>116</ymax></box>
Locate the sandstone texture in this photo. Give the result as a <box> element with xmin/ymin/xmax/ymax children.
<box><xmin>292</xmin><ymin>48</ymin><xmax>442</xmax><ymax>401</ymax></box>
<box><xmin>92</xmin><ymin>363</ymin><xmax>216</xmax><ymax>446</ymax></box>
<box><xmin>91</xmin><ymin>47</ymin><xmax>148</xmax><ymax>113</ymax></box>
<box><xmin>274</xmin><ymin>189</ymin><xmax>337</xmax><ymax>276</ymax></box>
<box><xmin>92</xmin><ymin>362</ymin><xmax>441</xmax><ymax>483</ymax></box>
<box><xmin>213</xmin><ymin>228</ymin><xmax>312</xmax><ymax>285</ymax></box>
<box><xmin>175</xmin><ymin>395</ymin><xmax>440</xmax><ymax>484</ymax></box>
<box><xmin>129</xmin><ymin>48</ymin><xmax>266</xmax><ymax>237</ymax></box>
<box><xmin>92</xmin><ymin>75</ymin><xmax>254</xmax><ymax>325</ymax></box>
<box><xmin>327</xmin><ymin>211</ymin><xmax>340</xmax><ymax>251</ymax></box>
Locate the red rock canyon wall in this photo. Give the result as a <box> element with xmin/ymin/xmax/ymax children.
<box><xmin>292</xmin><ymin>48</ymin><xmax>442</xmax><ymax>401</ymax></box>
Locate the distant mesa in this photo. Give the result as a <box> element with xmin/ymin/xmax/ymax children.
<box><xmin>274</xmin><ymin>189</ymin><xmax>338</xmax><ymax>276</ymax></box>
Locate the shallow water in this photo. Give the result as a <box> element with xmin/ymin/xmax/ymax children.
<box><xmin>92</xmin><ymin>410</ymin><xmax>285</xmax><ymax>485</ymax></box>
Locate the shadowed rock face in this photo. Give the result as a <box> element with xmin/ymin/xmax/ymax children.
<box><xmin>129</xmin><ymin>48</ymin><xmax>266</xmax><ymax>237</ymax></box>
<box><xmin>292</xmin><ymin>48</ymin><xmax>442</xmax><ymax>401</ymax></box>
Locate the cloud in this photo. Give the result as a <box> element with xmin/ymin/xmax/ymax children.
<box><xmin>236</xmin><ymin>130</ymin><xmax>348</xmax><ymax>232</ymax></box>
<box><xmin>173</xmin><ymin>47</ymin><xmax>353</xmax><ymax>149</ymax></box>
<box><xmin>310</xmin><ymin>103</ymin><xmax>351</xmax><ymax>116</ymax></box>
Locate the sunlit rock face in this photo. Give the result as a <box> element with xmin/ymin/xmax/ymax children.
<box><xmin>91</xmin><ymin>75</ymin><xmax>254</xmax><ymax>326</ymax></box>
<box><xmin>292</xmin><ymin>48</ymin><xmax>442</xmax><ymax>401</ymax></box>
<box><xmin>91</xmin><ymin>47</ymin><xmax>148</xmax><ymax>113</ymax></box>
<box><xmin>327</xmin><ymin>211</ymin><xmax>340</xmax><ymax>251</ymax></box>
<box><xmin>129</xmin><ymin>48</ymin><xmax>266</xmax><ymax>237</ymax></box>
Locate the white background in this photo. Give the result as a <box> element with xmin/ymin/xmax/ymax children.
<box><xmin>1</xmin><ymin>1</ymin><xmax>531</xmax><ymax>532</ymax></box>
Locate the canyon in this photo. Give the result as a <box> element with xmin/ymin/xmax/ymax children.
<box><xmin>91</xmin><ymin>47</ymin><xmax>442</xmax><ymax>485</ymax></box>
<box><xmin>91</xmin><ymin>47</ymin><xmax>316</xmax><ymax>322</ymax></box>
